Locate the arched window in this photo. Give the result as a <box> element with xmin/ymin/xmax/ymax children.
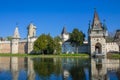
<box><xmin>95</xmin><ymin>43</ymin><xmax>102</xmax><ymax>54</ymax></box>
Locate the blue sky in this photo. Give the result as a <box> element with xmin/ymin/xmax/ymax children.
<box><xmin>0</xmin><ymin>0</ymin><xmax>120</xmax><ymax>38</ymax></box>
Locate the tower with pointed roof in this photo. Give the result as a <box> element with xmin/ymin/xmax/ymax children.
<box><xmin>88</xmin><ymin>10</ymin><xmax>108</xmax><ymax>56</ymax></box>
<box><xmin>27</xmin><ymin>23</ymin><xmax>37</xmax><ymax>53</ymax></box>
<box><xmin>61</xmin><ymin>27</ymin><xmax>69</xmax><ymax>42</ymax></box>
<box><xmin>11</xmin><ymin>27</ymin><xmax>20</xmax><ymax>54</ymax></box>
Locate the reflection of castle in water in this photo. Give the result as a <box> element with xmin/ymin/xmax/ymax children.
<box><xmin>91</xmin><ymin>58</ymin><xmax>120</xmax><ymax>80</ymax></box>
<box><xmin>0</xmin><ymin>57</ymin><xmax>35</xmax><ymax>80</ymax></box>
<box><xmin>0</xmin><ymin>57</ymin><xmax>120</xmax><ymax>80</ymax></box>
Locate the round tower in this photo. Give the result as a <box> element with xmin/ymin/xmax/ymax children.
<box><xmin>11</xmin><ymin>27</ymin><xmax>20</xmax><ymax>54</ymax></box>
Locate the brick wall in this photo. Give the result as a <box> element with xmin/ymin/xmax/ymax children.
<box><xmin>18</xmin><ymin>42</ymin><xmax>27</xmax><ymax>54</ymax></box>
<box><xmin>0</xmin><ymin>41</ymin><xmax>11</xmax><ymax>53</ymax></box>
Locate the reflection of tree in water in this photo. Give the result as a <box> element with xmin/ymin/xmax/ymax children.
<box><xmin>33</xmin><ymin>58</ymin><xmax>62</xmax><ymax>79</ymax></box>
<box><xmin>69</xmin><ymin>66</ymin><xmax>85</xmax><ymax>80</ymax></box>
<box><xmin>69</xmin><ymin>59</ymin><xmax>90</xmax><ymax>80</ymax></box>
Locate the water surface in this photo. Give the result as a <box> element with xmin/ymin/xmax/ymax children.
<box><xmin>0</xmin><ymin>57</ymin><xmax>120</xmax><ymax>80</ymax></box>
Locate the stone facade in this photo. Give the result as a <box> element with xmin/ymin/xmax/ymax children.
<box><xmin>0</xmin><ymin>41</ymin><xmax>11</xmax><ymax>53</ymax></box>
<box><xmin>0</xmin><ymin>23</ymin><xmax>36</xmax><ymax>54</ymax></box>
<box><xmin>61</xmin><ymin>10</ymin><xmax>119</xmax><ymax>56</ymax></box>
<box><xmin>91</xmin><ymin>58</ymin><xmax>120</xmax><ymax>80</ymax></box>
<box><xmin>0</xmin><ymin>11</ymin><xmax>119</xmax><ymax>55</ymax></box>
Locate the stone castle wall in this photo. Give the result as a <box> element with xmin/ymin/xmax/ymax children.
<box><xmin>106</xmin><ymin>42</ymin><xmax>119</xmax><ymax>53</ymax></box>
<box><xmin>18</xmin><ymin>40</ymin><xmax>27</xmax><ymax>54</ymax></box>
<box><xmin>78</xmin><ymin>44</ymin><xmax>89</xmax><ymax>53</ymax></box>
<box><xmin>0</xmin><ymin>41</ymin><xmax>11</xmax><ymax>53</ymax></box>
<box><xmin>0</xmin><ymin>40</ymin><xmax>29</xmax><ymax>54</ymax></box>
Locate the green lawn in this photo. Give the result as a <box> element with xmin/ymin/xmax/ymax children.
<box><xmin>107</xmin><ymin>53</ymin><xmax>120</xmax><ymax>59</ymax></box>
<box><xmin>0</xmin><ymin>53</ymin><xmax>89</xmax><ymax>58</ymax></box>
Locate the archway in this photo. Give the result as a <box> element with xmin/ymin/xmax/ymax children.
<box><xmin>95</xmin><ymin>43</ymin><xmax>102</xmax><ymax>54</ymax></box>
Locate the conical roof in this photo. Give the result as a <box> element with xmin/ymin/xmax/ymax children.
<box><xmin>61</xmin><ymin>27</ymin><xmax>68</xmax><ymax>34</ymax></box>
<box><xmin>13</xmin><ymin>27</ymin><xmax>20</xmax><ymax>38</ymax></box>
<box><xmin>92</xmin><ymin>9</ymin><xmax>102</xmax><ymax>29</ymax></box>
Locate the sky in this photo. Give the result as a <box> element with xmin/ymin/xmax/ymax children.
<box><xmin>0</xmin><ymin>0</ymin><xmax>120</xmax><ymax>39</ymax></box>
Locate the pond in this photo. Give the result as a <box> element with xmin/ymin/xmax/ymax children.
<box><xmin>0</xmin><ymin>57</ymin><xmax>120</xmax><ymax>80</ymax></box>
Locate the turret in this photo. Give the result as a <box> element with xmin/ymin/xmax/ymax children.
<box><xmin>11</xmin><ymin>27</ymin><xmax>20</xmax><ymax>54</ymax></box>
<box><xmin>89</xmin><ymin>9</ymin><xmax>108</xmax><ymax>37</ymax></box>
<box><xmin>61</xmin><ymin>27</ymin><xmax>69</xmax><ymax>42</ymax></box>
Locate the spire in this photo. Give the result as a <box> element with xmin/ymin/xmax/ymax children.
<box><xmin>92</xmin><ymin>9</ymin><xmax>102</xmax><ymax>29</ymax></box>
<box><xmin>103</xmin><ymin>19</ymin><xmax>107</xmax><ymax>30</ymax></box>
<box><xmin>61</xmin><ymin>27</ymin><xmax>68</xmax><ymax>34</ymax></box>
<box><xmin>13</xmin><ymin>27</ymin><xmax>20</xmax><ymax>38</ymax></box>
<box><xmin>88</xmin><ymin>20</ymin><xmax>91</xmax><ymax>30</ymax></box>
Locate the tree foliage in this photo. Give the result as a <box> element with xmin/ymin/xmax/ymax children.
<box><xmin>70</xmin><ymin>28</ymin><xmax>85</xmax><ymax>46</ymax></box>
<box><xmin>33</xmin><ymin>34</ymin><xmax>61</xmax><ymax>54</ymax></box>
<box><xmin>54</xmin><ymin>36</ymin><xmax>62</xmax><ymax>54</ymax></box>
<box><xmin>6</xmin><ymin>36</ymin><xmax>12</xmax><ymax>41</ymax></box>
<box><xmin>70</xmin><ymin>28</ymin><xmax>85</xmax><ymax>53</ymax></box>
<box><xmin>106</xmin><ymin>32</ymin><xmax>115</xmax><ymax>42</ymax></box>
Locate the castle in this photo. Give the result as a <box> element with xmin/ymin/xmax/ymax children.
<box><xmin>61</xmin><ymin>10</ymin><xmax>119</xmax><ymax>56</ymax></box>
<box><xmin>0</xmin><ymin>23</ymin><xmax>37</xmax><ymax>54</ymax></box>
<box><xmin>0</xmin><ymin>10</ymin><xmax>119</xmax><ymax>56</ymax></box>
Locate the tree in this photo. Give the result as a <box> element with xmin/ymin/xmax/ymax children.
<box><xmin>114</xmin><ymin>30</ymin><xmax>120</xmax><ymax>54</ymax></box>
<box><xmin>33</xmin><ymin>34</ymin><xmax>61</xmax><ymax>54</ymax></box>
<box><xmin>34</xmin><ymin>34</ymin><xmax>48</xmax><ymax>54</ymax></box>
<box><xmin>106</xmin><ymin>31</ymin><xmax>115</xmax><ymax>42</ymax></box>
<box><xmin>70</xmin><ymin>28</ymin><xmax>85</xmax><ymax>53</ymax></box>
<box><xmin>54</xmin><ymin>36</ymin><xmax>62</xmax><ymax>54</ymax></box>
<box><xmin>6</xmin><ymin>36</ymin><xmax>12</xmax><ymax>41</ymax></box>
<box><xmin>46</xmin><ymin>34</ymin><xmax>55</xmax><ymax>54</ymax></box>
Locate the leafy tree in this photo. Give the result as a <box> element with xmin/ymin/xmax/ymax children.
<box><xmin>46</xmin><ymin>34</ymin><xmax>55</xmax><ymax>54</ymax></box>
<box><xmin>34</xmin><ymin>34</ymin><xmax>48</xmax><ymax>54</ymax></box>
<box><xmin>70</xmin><ymin>28</ymin><xmax>85</xmax><ymax>53</ymax></box>
<box><xmin>106</xmin><ymin>31</ymin><xmax>115</xmax><ymax>42</ymax></box>
<box><xmin>114</xmin><ymin>30</ymin><xmax>120</xmax><ymax>54</ymax></box>
<box><xmin>54</xmin><ymin>36</ymin><xmax>62</xmax><ymax>54</ymax></box>
<box><xmin>33</xmin><ymin>34</ymin><xmax>61</xmax><ymax>54</ymax></box>
<box><xmin>6</xmin><ymin>36</ymin><xmax>12</xmax><ymax>41</ymax></box>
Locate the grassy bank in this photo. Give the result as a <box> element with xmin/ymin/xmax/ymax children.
<box><xmin>60</xmin><ymin>53</ymin><xmax>89</xmax><ymax>57</ymax></box>
<box><xmin>107</xmin><ymin>53</ymin><xmax>120</xmax><ymax>59</ymax></box>
<box><xmin>0</xmin><ymin>53</ymin><xmax>89</xmax><ymax>58</ymax></box>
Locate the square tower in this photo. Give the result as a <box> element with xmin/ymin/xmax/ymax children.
<box><xmin>88</xmin><ymin>10</ymin><xmax>108</xmax><ymax>56</ymax></box>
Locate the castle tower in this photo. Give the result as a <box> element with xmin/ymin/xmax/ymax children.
<box><xmin>88</xmin><ymin>10</ymin><xmax>108</xmax><ymax>56</ymax></box>
<box><xmin>27</xmin><ymin>23</ymin><xmax>37</xmax><ymax>54</ymax></box>
<box><xmin>11</xmin><ymin>27</ymin><xmax>20</xmax><ymax>54</ymax></box>
<box><xmin>27</xmin><ymin>23</ymin><xmax>36</xmax><ymax>38</ymax></box>
<box><xmin>61</xmin><ymin>27</ymin><xmax>69</xmax><ymax>42</ymax></box>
